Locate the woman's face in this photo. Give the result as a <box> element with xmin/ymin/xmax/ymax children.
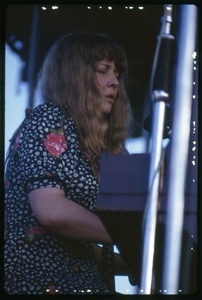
<box><xmin>94</xmin><ymin>59</ymin><xmax>120</xmax><ymax>114</ymax></box>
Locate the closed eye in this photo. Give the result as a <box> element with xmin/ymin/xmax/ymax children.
<box><xmin>96</xmin><ymin>69</ymin><xmax>106</xmax><ymax>74</ymax></box>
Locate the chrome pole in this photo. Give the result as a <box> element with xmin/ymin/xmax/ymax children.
<box><xmin>162</xmin><ymin>5</ymin><xmax>197</xmax><ymax>294</ymax></box>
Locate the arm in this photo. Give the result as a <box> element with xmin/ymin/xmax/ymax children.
<box><xmin>29</xmin><ymin>187</ymin><xmax>112</xmax><ymax>244</ymax></box>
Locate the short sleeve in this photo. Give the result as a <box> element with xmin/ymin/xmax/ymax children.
<box><xmin>18</xmin><ymin>103</ymin><xmax>77</xmax><ymax>195</ymax></box>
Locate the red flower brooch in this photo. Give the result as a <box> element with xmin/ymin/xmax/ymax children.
<box><xmin>43</xmin><ymin>129</ymin><xmax>68</xmax><ymax>157</ymax></box>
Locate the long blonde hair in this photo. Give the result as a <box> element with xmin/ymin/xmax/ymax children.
<box><xmin>36</xmin><ymin>32</ymin><xmax>133</xmax><ymax>176</ymax></box>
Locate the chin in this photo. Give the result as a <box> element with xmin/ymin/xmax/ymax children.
<box><xmin>101</xmin><ymin>105</ymin><xmax>113</xmax><ymax>114</ymax></box>
<box><xmin>102</xmin><ymin>110</ymin><xmax>112</xmax><ymax>115</ymax></box>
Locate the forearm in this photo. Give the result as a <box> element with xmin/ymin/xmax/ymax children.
<box><xmin>45</xmin><ymin>199</ymin><xmax>112</xmax><ymax>244</ymax></box>
<box><xmin>29</xmin><ymin>188</ymin><xmax>112</xmax><ymax>244</ymax></box>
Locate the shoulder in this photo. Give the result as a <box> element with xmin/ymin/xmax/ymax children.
<box><xmin>31</xmin><ymin>103</ymin><xmax>63</xmax><ymax>119</ymax></box>
<box><xmin>27</xmin><ymin>103</ymin><xmax>76</xmax><ymax>130</ymax></box>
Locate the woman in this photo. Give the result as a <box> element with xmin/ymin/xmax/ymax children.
<box><xmin>4</xmin><ymin>32</ymin><xmax>133</xmax><ymax>294</ymax></box>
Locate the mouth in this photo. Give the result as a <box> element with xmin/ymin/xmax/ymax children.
<box><xmin>105</xmin><ymin>94</ymin><xmax>115</xmax><ymax>102</ymax></box>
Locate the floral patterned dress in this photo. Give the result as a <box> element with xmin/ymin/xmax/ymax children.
<box><xmin>4</xmin><ymin>103</ymin><xmax>113</xmax><ymax>295</ymax></box>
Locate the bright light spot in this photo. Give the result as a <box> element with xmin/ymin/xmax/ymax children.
<box><xmin>108</xmin><ymin>6</ymin><xmax>112</xmax><ymax>10</ymax></box>
<box><xmin>138</xmin><ymin>6</ymin><xmax>144</xmax><ymax>10</ymax></box>
<box><xmin>52</xmin><ymin>6</ymin><xmax>58</xmax><ymax>10</ymax></box>
<box><xmin>166</xmin><ymin>5</ymin><xmax>172</xmax><ymax>11</ymax></box>
<box><xmin>13</xmin><ymin>40</ymin><xmax>23</xmax><ymax>50</ymax></box>
<box><xmin>99</xmin><ymin>6</ymin><xmax>102</xmax><ymax>9</ymax></box>
<box><xmin>129</xmin><ymin>6</ymin><xmax>134</xmax><ymax>9</ymax></box>
<box><xmin>41</xmin><ymin>6</ymin><xmax>47</xmax><ymax>10</ymax></box>
<box><xmin>192</xmin><ymin>51</ymin><xmax>197</xmax><ymax>59</ymax></box>
<box><xmin>87</xmin><ymin>6</ymin><xmax>91</xmax><ymax>9</ymax></box>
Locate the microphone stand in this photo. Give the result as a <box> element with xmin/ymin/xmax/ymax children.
<box><xmin>139</xmin><ymin>5</ymin><xmax>174</xmax><ymax>294</ymax></box>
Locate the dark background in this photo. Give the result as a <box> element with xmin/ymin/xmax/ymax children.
<box><xmin>5</xmin><ymin>4</ymin><xmax>167</xmax><ymax>137</ymax></box>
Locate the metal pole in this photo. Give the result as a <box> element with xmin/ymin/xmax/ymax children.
<box><xmin>162</xmin><ymin>5</ymin><xmax>197</xmax><ymax>294</ymax></box>
<box><xmin>139</xmin><ymin>98</ymin><xmax>166</xmax><ymax>295</ymax></box>
<box><xmin>140</xmin><ymin>5</ymin><xmax>174</xmax><ymax>294</ymax></box>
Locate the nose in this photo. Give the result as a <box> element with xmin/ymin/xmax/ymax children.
<box><xmin>107</xmin><ymin>72</ymin><xmax>119</xmax><ymax>88</ymax></box>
